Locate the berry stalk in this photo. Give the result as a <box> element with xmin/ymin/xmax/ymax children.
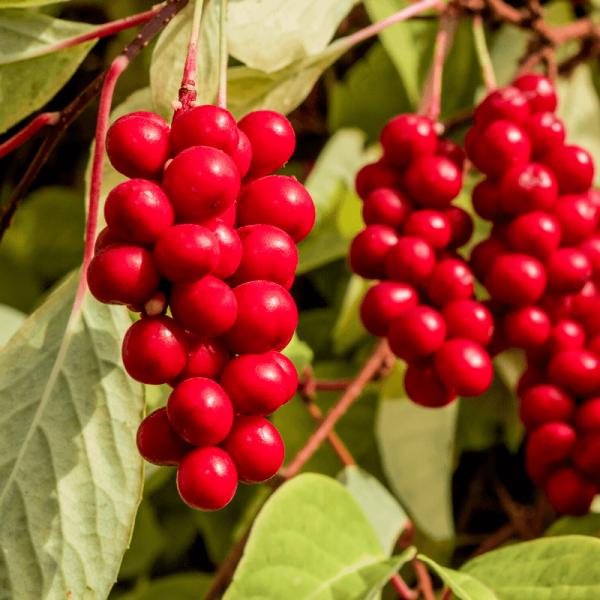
<box><xmin>472</xmin><ymin>14</ymin><xmax>497</xmax><ymax>92</ymax></box>
<box><xmin>178</xmin><ymin>0</ymin><xmax>205</xmax><ymax>111</ymax></box>
<box><xmin>217</xmin><ymin>0</ymin><xmax>229</xmax><ymax>109</ymax></box>
<box><xmin>0</xmin><ymin>112</ymin><xmax>60</xmax><ymax>161</ymax></box>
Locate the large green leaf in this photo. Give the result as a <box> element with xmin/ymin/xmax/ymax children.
<box><xmin>461</xmin><ymin>535</ymin><xmax>600</xmax><ymax>599</ymax></box>
<box><xmin>331</xmin><ymin>275</ymin><xmax>371</xmax><ymax>355</ymax></box>
<box><xmin>223</xmin><ymin>473</ymin><xmax>415</xmax><ymax>600</ymax></box>
<box><xmin>227</xmin><ymin>0</ymin><xmax>357</xmax><ymax>73</ymax></box>
<box><xmin>0</xmin><ymin>0</ymin><xmax>67</xmax><ymax>6</ymax></box>
<box><xmin>489</xmin><ymin>25</ymin><xmax>528</xmax><ymax>88</ymax></box>
<box><xmin>0</xmin><ymin>273</ymin><xmax>144</xmax><ymax>600</ymax></box>
<box><xmin>543</xmin><ymin>513</ymin><xmax>600</xmax><ymax>537</ymax></box>
<box><xmin>0</xmin><ymin>304</ymin><xmax>26</xmax><ymax>348</ymax></box>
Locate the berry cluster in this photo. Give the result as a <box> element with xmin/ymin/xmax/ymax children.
<box><xmin>466</xmin><ymin>74</ymin><xmax>600</xmax><ymax>516</ymax></box>
<box><xmin>88</xmin><ymin>106</ymin><xmax>315</xmax><ymax>511</ymax></box>
<box><xmin>351</xmin><ymin>116</ymin><xmax>494</xmax><ymax>408</ymax></box>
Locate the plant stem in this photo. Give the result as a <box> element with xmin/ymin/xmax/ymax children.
<box><xmin>412</xmin><ymin>559</ymin><xmax>436</xmax><ymax>600</ymax></box>
<box><xmin>391</xmin><ymin>574</ymin><xmax>419</xmax><ymax>600</ymax></box>
<box><xmin>0</xmin><ymin>112</ymin><xmax>60</xmax><ymax>161</ymax></box>
<box><xmin>217</xmin><ymin>0</ymin><xmax>229</xmax><ymax>109</ymax></box>
<box><xmin>472</xmin><ymin>14</ymin><xmax>497</xmax><ymax>92</ymax></box>
<box><xmin>178</xmin><ymin>0</ymin><xmax>205</xmax><ymax>110</ymax></box>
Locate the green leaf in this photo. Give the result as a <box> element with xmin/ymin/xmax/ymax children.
<box><xmin>0</xmin><ymin>273</ymin><xmax>144</xmax><ymax>600</ymax></box>
<box><xmin>338</xmin><ymin>465</ymin><xmax>409</xmax><ymax>556</ymax></box>
<box><xmin>461</xmin><ymin>535</ymin><xmax>600</xmax><ymax>599</ymax></box>
<box><xmin>543</xmin><ymin>513</ymin><xmax>600</xmax><ymax>537</ymax></box>
<box><xmin>223</xmin><ymin>473</ymin><xmax>416</xmax><ymax>600</ymax></box>
<box><xmin>0</xmin><ymin>10</ymin><xmax>95</xmax><ymax>133</ymax></box>
<box><xmin>281</xmin><ymin>332</ymin><xmax>314</xmax><ymax>377</ymax></box>
<box><xmin>418</xmin><ymin>556</ymin><xmax>498</xmax><ymax>600</ymax></box>
<box><xmin>150</xmin><ymin>0</ymin><xmax>220</xmax><ymax>121</ymax></box>
<box><xmin>119</xmin><ymin>573</ymin><xmax>213</xmax><ymax>600</ymax></box>
<box><xmin>227</xmin><ymin>0</ymin><xmax>357</xmax><ymax>73</ymax></box>
<box><xmin>0</xmin><ymin>0</ymin><xmax>67</xmax><ymax>6</ymax></box>
<box><xmin>331</xmin><ymin>275</ymin><xmax>371</xmax><ymax>355</ymax></box>
<box><xmin>489</xmin><ymin>26</ymin><xmax>528</xmax><ymax>88</ymax></box>
<box><xmin>0</xmin><ymin>304</ymin><xmax>26</xmax><ymax>348</ymax></box>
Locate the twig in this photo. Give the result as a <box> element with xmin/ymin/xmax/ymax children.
<box><xmin>441</xmin><ymin>587</ymin><xmax>454</xmax><ymax>600</ymax></box>
<box><xmin>177</xmin><ymin>0</ymin><xmax>205</xmax><ymax>111</ymax></box>
<box><xmin>217</xmin><ymin>0</ymin><xmax>229</xmax><ymax>109</ymax></box>
<box><xmin>0</xmin><ymin>112</ymin><xmax>60</xmax><ymax>161</ymax></box>
<box><xmin>412</xmin><ymin>558</ymin><xmax>436</xmax><ymax>600</ymax></box>
<box><xmin>470</xmin><ymin>522</ymin><xmax>517</xmax><ymax>557</ymax></box>
<box><xmin>494</xmin><ymin>480</ymin><xmax>537</xmax><ymax>540</ymax></box>
<box><xmin>391</xmin><ymin>574</ymin><xmax>420</xmax><ymax>600</ymax></box>
<box><xmin>472</xmin><ymin>13</ymin><xmax>497</xmax><ymax>91</ymax></box>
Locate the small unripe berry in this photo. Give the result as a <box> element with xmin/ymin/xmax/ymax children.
<box><xmin>542</xmin><ymin>145</ymin><xmax>595</xmax><ymax>195</ymax></box>
<box><xmin>355</xmin><ymin>160</ymin><xmax>404</xmax><ymax>200</ymax></box>
<box><xmin>385</xmin><ymin>237</ymin><xmax>435</xmax><ymax>287</ymax></box>
<box><xmin>349</xmin><ymin>225</ymin><xmax>399</xmax><ymax>279</ymax></box>
<box><xmin>362</xmin><ymin>187</ymin><xmax>412</xmax><ymax>229</ymax></box>
<box><xmin>505</xmin><ymin>211</ymin><xmax>561</xmax><ymax>259</ymax></box>
<box><xmin>514</xmin><ymin>73</ymin><xmax>557</xmax><ymax>113</ymax></box>
<box><xmin>548</xmin><ymin>348</ymin><xmax>600</xmax><ymax>397</ymax></box>
<box><xmin>404</xmin><ymin>360</ymin><xmax>456</xmax><ymax>408</ymax></box>
<box><xmin>360</xmin><ymin>282</ymin><xmax>419</xmax><ymax>337</ymax></box>
<box><xmin>200</xmin><ymin>219</ymin><xmax>243</xmax><ymax>280</ymax></box>
<box><xmin>403</xmin><ymin>156</ymin><xmax>462</xmax><ymax>208</ymax></box>
<box><xmin>474</xmin><ymin>86</ymin><xmax>530</xmax><ymax>127</ymax></box>
<box><xmin>543</xmin><ymin>467</ymin><xmax>597</xmax><ymax>516</ymax></box>
<box><xmin>498</xmin><ymin>163</ymin><xmax>558</xmax><ymax>215</ymax></box>
<box><xmin>545</xmin><ymin>248</ymin><xmax>592</xmax><ymax>294</ymax></box>
<box><xmin>441</xmin><ymin>299</ymin><xmax>494</xmax><ymax>346</ymax></box>
<box><xmin>519</xmin><ymin>385</ymin><xmax>575</xmax><ymax>432</ymax></box>
<box><xmin>379</xmin><ymin>114</ymin><xmax>437</xmax><ymax>170</ymax></box>
<box><xmin>426</xmin><ymin>259</ymin><xmax>474</xmax><ymax>307</ymax></box>
<box><xmin>485</xmin><ymin>253</ymin><xmax>546</xmax><ymax>307</ymax></box>
<box><xmin>264</xmin><ymin>351</ymin><xmax>298</xmax><ymax>401</ymax></box>
<box><xmin>403</xmin><ymin>209</ymin><xmax>451</xmax><ymax>250</ymax></box>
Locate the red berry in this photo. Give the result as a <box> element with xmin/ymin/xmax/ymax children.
<box><xmin>524</xmin><ymin>112</ymin><xmax>565</xmax><ymax>158</ymax></box>
<box><xmin>552</xmin><ymin>194</ymin><xmax>597</xmax><ymax>246</ymax></box>
<box><xmin>387</xmin><ymin>306</ymin><xmax>446</xmax><ymax>363</ymax></box>
<box><xmin>200</xmin><ymin>219</ymin><xmax>243</xmax><ymax>280</ymax></box>
<box><xmin>504</xmin><ymin>306</ymin><xmax>551</xmax><ymax>348</ymax></box>
<box><xmin>237</xmin><ymin>175</ymin><xmax>315</xmax><ymax>243</ymax></box>
<box><xmin>575</xmin><ymin>398</ymin><xmax>600</xmax><ymax>432</ymax></box>
<box><xmin>227</xmin><ymin>225</ymin><xmax>298</xmax><ymax>288</ymax></box>
<box><xmin>162</xmin><ymin>146</ymin><xmax>240</xmax><ymax>223</ymax></box>
<box><xmin>572</xmin><ymin>280</ymin><xmax>600</xmax><ymax>318</ymax></box>
<box><xmin>443</xmin><ymin>207</ymin><xmax>474</xmax><ymax>249</ymax></box>
<box><xmin>469</xmin><ymin>237</ymin><xmax>509</xmax><ymax>281</ymax></box>
<box><xmin>434</xmin><ymin>339</ymin><xmax>493</xmax><ymax>397</ymax></box>
<box><xmin>426</xmin><ymin>259</ymin><xmax>474</xmax><ymax>307</ymax></box>
<box><xmin>589</xmin><ymin>334</ymin><xmax>600</xmax><ymax>358</ymax></box>
<box><xmin>525</xmin><ymin>422</ymin><xmax>577</xmax><ymax>485</ymax></box>
<box><xmin>514</xmin><ymin>74</ymin><xmax>557</xmax><ymax>113</ymax></box>
<box><xmin>404</xmin><ymin>360</ymin><xmax>456</xmax><ymax>407</ymax></box>
<box><xmin>349</xmin><ymin>225</ymin><xmax>399</xmax><ymax>279</ymax></box>
<box><xmin>238</xmin><ymin>110</ymin><xmax>295</xmax><ymax>176</ymax></box>
<box><xmin>543</xmin><ymin>145</ymin><xmax>594</xmax><ymax>194</ymax></box>
<box><xmin>498</xmin><ymin>162</ymin><xmax>558</xmax><ymax>215</ymax></box>
<box><xmin>403</xmin><ymin>156</ymin><xmax>462</xmax><ymax>208</ymax></box>
<box><xmin>548</xmin><ymin>348</ymin><xmax>600</xmax><ymax>397</ymax></box>
<box><xmin>441</xmin><ymin>299</ymin><xmax>493</xmax><ymax>346</ymax></box>
<box><xmin>106</xmin><ymin>111</ymin><xmax>171</xmax><ymax>180</ymax></box>
<box><xmin>545</xmin><ymin>320</ymin><xmax>585</xmax><ymax>355</ymax></box>
<box><xmin>474</xmin><ymin>86</ymin><xmax>530</xmax><ymax>127</ymax></box>
<box><xmin>517</xmin><ymin>364</ymin><xmax>546</xmax><ymax>398</ymax></box>
<box><xmin>264</xmin><ymin>351</ymin><xmax>298</xmax><ymax>401</ymax></box>
<box><xmin>580</xmin><ymin>236</ymin><xmax>600</xmax><ymax>275</ymax></box>
<box><xmin>355</xmin><ymin>160</ymin><xmax>404</xmax><ymax>200</ymax></box>
<box><xmin>545</xmin><ymin>248</ymin><xmax>592</xmax><ymax>294</ymax></box>
<box><xmin>87</xmin><ymin>243</ymin><xmax>160</xmax><ymax>306</ymax></box>
<box><xmin>94</xmin><ymin>226</ymin><xmax>123</xmax><ymax>254</ymax></box>
<box><xmin>219</xmin><ymin>416</ymin><xmax>284</xmax><ymax>483</ymax></box>
<box><xmin>385</xmin><ymin>237</ymin><xmax>435</xmax><ymax>286</ymax></box>
<box><xmin>177</xmin><ymin>447</ymin><xmax>237</xmax><ymax>511</ymax></box>
<box><xmin>230</xmin><ymin>129</ymin><xmax>252</xmax><ymax>177</ymax></box>
<box><xmin>380</xmin><ymin>114</ymin><xmax>437</xmax><ymax>170</ymax></box>
<box><xmin>403</xmin><ymin>209</ymin><xmax>451</xmax><ymax>250</ymax></box>
<box><xmin>362</xmin><ymin>187</ymin><xmax>412</xmax><ymax>229</ymax></box>
<box><xmin>167</xmin><ymin>377</ymin><xmax>234</xmax><ymax>446</ymax></box>
<box><xmin>170</xmin><ymin>276</ymin><xmax>238</xmax><ymax>337</ymax></box>
<box><xmin>587</xmin><ymin>188</ymin><xmax>600</xmax><ymax>209</ymax></box>
<box><xmin>136</xmin><ymin>407</ymin><xmax>195</xmax><ymax>466</ymax></box>
<box><xmin>222</xmin><ymin>281</ymin><xmax>298</xmax><ymax>354</ymax></box>
<box><xmin>360</xmin><ymin>282</ymin><xmax>418</xmax><ymax>337</ymax></box>
<box><xmin>572</xmin><ymin>433</ymin><xmax>600</xmax><ymax>483</ymax></box>
<box><xmin>472</xmin><ymin>179</ymin><xmax>504</xmax><ymax>222</ymax></box>
<box><xmin>464</xmin><ymin>127</ymin><xmax>482</xmax><ymax>161</ymax></box>
<box><xmin>543</xmin><ymin>467</ymin><xmax>596</xmax><ymax>516</ymax></box>
<box><xmin>122</xmin><ymin>315</ymin><xmax>188</xmax><ymax>384</ymax></box>
<box><xmin>485</xmin><ymin>253</ymin><xmax>546</xmax><ymax>307</ymax></box>
<box><xmin>519</xmin><ymin>385</ymin><xmax>575</xmax><ymax>432</ymax></box>
<box><xmin>436</xmin><ymin>138</ymin><xmax>465</xmax><ymax>168</ymax></box>
<box><xmin>505</xmin><ymin>211</ymin><xmax>561</xmax><ymax>259</ymax></box>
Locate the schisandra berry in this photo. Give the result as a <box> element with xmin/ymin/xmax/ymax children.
<box><xmin>545</xmin><ymin>320</ymin><xmax>585</xmax><ymax>355</ymax></box>
<box><xmin>572</xmin><ymin>280</ymin><xmax>600</xmax><ymax>318</ymax></box>
<box><xmin>548</xmin><ymin>348</ymin><xmax>600</xmax><ymax>397</ymax></box>
<box><xmin>539</xmin><ymin>293</ymin><xmax>574</xmax><ymax>324</ymax></box>
<box><xmin>543</xmin><ymin>467</ymin><xmax>597</xmax><ymax>517</ymax></box>
<box><xmin>505</xmin><ymin>211</ymin><xmax>561</xmax><ymax>259</ymax></box>
<box><xmin>436</xmin><ymin>138</ymin><xmax>465</xmax><ymax>168</ymax></box>
<box><xmin>404</xmin><ymin>360</ymin><xmax>455</xmax><ymax>408</ymax></box>
<box><xmin>359</xmin><ymin>282</ymin><xmax>418</xmax><ymax>337</ymax></box>
<box><xmin>106</xmin><ymin>111</ymin><xmax>171</xmax><ymax>180</ymax></box>
<box><xmin>349</xmin><ymin>225</ymin><xmax>399</xmax><ymax>279</ymax></box>
<box><xmin>355</xmin><ymin>160</ymin><xmax>404</xmax><ymax>199</ymax></box>
<box><xmin>485</xmin><ymin>253</ymin><xmax>546</xmax><ymax>307</ymax></box>
<box><xmin>177</xmin><ymin>446</ymin><xmax>237</xmax><ymax>511</ymax></box>
<box><xmin>498</xmin><ymin>163</ymin><xmax>558</xmax><ymax>215</ymax></box>
<box><xmin>136</xmin><ymin>407</ymin><xmax>195</xmax><ymax>466</ymax></box>
<box><xmin>572</xmin><ymin>434</ymin><xmax>600</xmax><ymax>483</ymax></box>
<box><xmin>122</xmin><ymin>315</ymin><xmax>188</xmax><ymax>385</ymax></box>
<box><xmin>552</xmin><ymin>194</ymin><xmax>597</xmax><ymax>246</ymax></box>
<box><xmin>524</xmin><ymin>112</ymin><xmax>565</xmax><ymax>158</ymax></box>
<box><xmin>545</xmin><ymin>248</ymin><xmax>592</xmax><ymax>294</ymax></box>
<box><xmin>402</xmin><ymin>156</ymin><xmax>462</xmax><ymax>209</ymax></box>
<box><xmin>513</xmin><ymin>73</ymin><xmax>557</xmax><ymax>113</ymax></box>
<box><xmin>443</xmin><ymin>207</ymin><xmax>474</xmax><ymax>249</ymax></box>
<box><xmin>380</xmin><ymin>114</ymin><xmax>437</xmax><ymax>170</ymax></box>
<box><xmin>362</xmin><ymin>187</ymin><xmax>412</xmax><ymax>229</ymax></box>
<box><xmin>503</xmin><ymin>306</ymin><xmax>551</xmax><ymax>348</ymax></box>
<box><xmin>469</xmin><ymin>237</ymin><xmax>509</xmax><ymax>281</ymax></box>
<box><xmin>403</xmin><ymin>210</ymin><xmax>451</xmax><ymax>250</ymax></box>
<box><xmin>200</xmin><ymin>219</ymin><xmax>243</xmax><ymax>279</ymax></box>
<box><xmin>542</xmin><ymin>145</ymin><xmax>594</xmax><ymax>195</ymax></box>
<box><xmin>575</xmin><ymin>398</ymin><xmax>600</xmax><ymax>432</ymax></box>
<box><xmin>264</xmin><ymin>351</ymin><xmax>298</xmax><ymax>402</ymax></box>
<box><xmin>441</xmin><ymin>299</ymin><xmax>494</xmax><ymax>346</ymax></box>
<box><xmin>426</xmin><ymin>259</ymin><xmax>474</xmax><ymax>307</ymax></box>
<box><xmin>94</xmin><ymin>227</ymin><xmax>123</xmax><ymax>254</ymax></box>
<box><xmin>384</xmin><ymin>237</ymin><xmax>436</xmax><ymax>286</ymax></box>
<box><xmin>472</xmin><ymin>179</ymin><xmax>504</xmax><ymax>222</ymax></box>
<box><xmin>519</xmin><ymin>385</ymin><xmax>575</xmax><ymax>432</ymax></box>
<box><xmin>230</xmin><ymin>130</ymin><xmax>252</xmax><ymax>177</ymax></box>
<box><xmin>474</xmin><ymin>86</ymin><xmax>530</xmax><ymax>127</ymax></box>
<box><xmin>219</xmin><ymin>416</ymin><xmax>285</xmax><ymax>483</ymax></box>
<box><xmin>580</xmin><ymin>236</ymin><xmax>600</xmax><ymax>273</ymax></box>
<box><xmin>517</xmin><ymin>364</ymin><xmax>546</xmax><ymax>398</ymax></box>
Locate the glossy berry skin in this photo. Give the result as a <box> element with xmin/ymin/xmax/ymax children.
<box><xmin>238</xmin><ymin>110</ymin><xmax>295</xmax><ymax>176</ymax></box>
<box><xmin>543</xmin><ymin>467</ymin><xmax>597</xmax><ymax>516</ymax></box>
<box><xmin>349</xmin><ymin>225</ymin><xmax>399</xmax><ymax>279</ymax></box>
<box><xmin>360</xmin><ymin>282</ymin><xmax>418</xmax><ymax>337</ymax></box>
<box><xmin>170</xmin><ymin>105</ymin><xmax>238</xmax><ymax>155</ymax></box>
<box><xmin>469</xmin><ymin>237</ymin><xmax>509</xmax><ymax>282</ymax></box>
<box><xmin>136</xmin><ymin>407</ymin><xmax>195</xmax><ymax>466</ymax></box>
<box><xmin>426</xmin><ymin>259</ymin><xmax>474</xmax><ymax>307</ymax></box>
<box><xmin>106</xmin><ymin>111</ymin><xmax>171</xmax><ymax>180</ymax></box>
<box><xmin>219</xmin><ymin>416</ymin><xmax>284</xmax><ymax>483</ymax></box>
<box><xmin>403</xmin><ymin>156</ymin><xmax>462</xmax><ymax>208</ymax></box>
<box><xmin>472</xmin><ymin>179</ymin><xmax>504</xmax><ymax>222</ymax></box>
<box><xmin>162</xmin><ymin>146</ymin><xmax>240</xmax><ymax>223</ymax></box>
<box><xmin>580</xmin><ymin>236</ymin><xmax>600</xmax><ymax>274</ymax></box>
<box><xmin>474</xmin><ymin>86</ymin><xmax>530</xmax><ymax>127</ymax></box>
<box><xmin>545</xmin><ymin>248</ymin><xmax>592</xmax><ymax>294</ymax></box>
<box><xmin>177</xmin><ymin>446</ymin><xmax>237</xmax><ymax>511</ymax></box>
<box><xmin>222</xmin><ymin>281</ymin><xmax>298</xmax><ymax>355</ymax></box>
<box><xmin>441</xmin><ymin>299</ymin><xmax>494</xmax><ymax>346</ymax></box>
<box><xmin>503</xmin><ymin>306</ymin><xmax>551</xmax><ymax>348</ymax></box>
<box><xmin>552</xmin><ymin>195</ymin><xmax>597</xmax><ymax>246</ymax></box>
<box><xmin>543</xmin><ymin>145</ymin><xmax>595</xmax><ymax>195</ymax></box>
<box><xmin>519</xmin><ymin>385</ymin><xmax>575</xmax><ymax>432</ymax></box>
<box><xmin>153</xmin><ymin>224</ymin><xmax>220</xmax><ymax>282</ymax></box>
<box><xmin>548</xmin><ymin>348</ymin><xmax>600</xmax><ymax>397</ymax></box>
<box><xmin>227</xmin><ymin>225</ymin><xmax>298</xmax><ymax>288</ymax></box>
<box><xmin>403</xmin><ymin>210</ymin><xmax>451</xmax><ymax>250</ymax></box>
<box><xmin>436</xmin><ymin>138</ymin><xmax>465</xmax><ymax>168</ymax></box>
<box><xmin>485</xmin><ymin>253</ymin><xmax>546</xmax><ymax>307</ymax></box>
<box><xmin>434</xmin><ymin>339</ymin><xmax>493</xmax><ymax>397</ymax></box>
<box><xmin>443</xmin><ymin>207</ymin><xmax>473</xmax><ymax>249</ymax></box>
<box><xmin>87</xmin><ymin>243</ymin><xmax>161</xmax><ymax>306</ymax></box>
<box><xmin>575</xmin><ymin>398</ymin><xmax>600</xmax><ymax>432</ymax></box>
<box><xmin>362</xmin><ymin>187</ymin><xmax>412</xmax><ymax>229</ymax></box>
<box><xmin>264</xmin><ymin>351</ymin><xmax>298</xmax><ymax>401</ymax></box>
<box><xmin>545</xmin><ymin>320</ymin><xmax>585</xmax><ymax>355</ymax></box>
<box><xmin>104</xmin><ymin>179</ymin><xmax>175</xmax><ymax>245</ymax></box>
<box><xmin>94</xmin><ymin>226</ymin><xmax>123</xmax><ymax>254</ymax></box>
<box><xmin>404</xmin><ymin>360</ymin><xmax>456</xmax><ymax>408</ymax></box>
<box><xmin>387</xmin><ymin>306</ymin><xmax>446</xmax><ymax>364</ymax></box>
<box><xmin>230</xmin><ymin>129</ymin><xmax>252</xmax><ymax>177</ymax></box>
<box><xmin>572</xmin><ymin>280</ymin><xmax>600</xmax><ymax>318</ymax></box>
<box><xmin>169</xmin><ymin>333</ymin><xmax>230</xmax><ymax>387</ymax></box>
<box><xmin>200</xmin><ymin>219</ymin><xmax>242</xmax><ymax>280</ymax></box>
<box><xmin>237</xmin><ymin>175</ymin><xmax>315</xmax><ymax>243</ymax></box>
<box><xmin>572</xmin><ymin>433</ymin><xmax>600</xmax><ymax>483</ymax></box>
<box><xmin>379</xmin><ymin>114</ymin><xmax>437</xmax><ymax>170</ymax></box>
<box><xmin>514</xmin><ymin>74</ymin><xmax>557</xmax><ymax>113</ymax></box>
<box><xmin>167</xmin><ymin>377</ymin><xmax>234</xmax><ymax>446</ymax></box>
<box><xmin>385</xmin><ymin>237</ymin><xmax>435</xmax><ymax>287</ymax></box>
<box><xmin>122</xmin><ymin>315</ymin><xmax>188</xmax><ymax>385</ymax></box>
<box><xmin>524</xmin><ymin>112</ymin><xmax>565</xmax><ymax>158</ymax></box>
<box><xmin>505</xmin><ymin>211</ymin><xmax>561</xmax><ymax>259</ymax></box>
<box><xmin>219</xmin><ymin>354</ymin><xmax>287</xmax><ymax>416</ymax></box>
<box><xmin>355</xmin><ymin>160</ymin><xmax>404</xmax><ymax>200</ymax></box>
<box><xmin>498</xmin><ymin>163</ymin><xmax>558</xmax><ymax>215</ymax></box>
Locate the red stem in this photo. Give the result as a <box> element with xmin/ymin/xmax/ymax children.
<box><xmin>412</xmin><ymin>559</ymin><xmax>436</xmax><ymax>600</ymax></box>
<box><xmin>0</xmin><ymin>112</ymin><xmax>60</xmax><ymax>161</ymax></box>
<box><xmin>391</xmin><ymin>574</ymin><xmax>419</xmax><ymax>600</ymax></box>
<box><xmin>441</xmin><ymin>588</ymin><xmax>453</xmax><ymax>600</ymax></box>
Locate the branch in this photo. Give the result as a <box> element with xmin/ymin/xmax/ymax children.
<box><xmin>391</xmin><ymin>574</ymin><xmax>420</xmax><ymax>600</ymax></box>
<box><xmin>0</xmin><ymin>112</ymin><xmax>60</xmax><ymax>161</ymax></box>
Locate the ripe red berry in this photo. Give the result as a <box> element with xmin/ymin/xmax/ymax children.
<box><xmin>136</xmin><ymin>407</ymin><xmax>195</xmax><ymax>466</ymax></box>
<box><xmin>471</xmin><ymin>179</ymin><xmax>504</xmax><ymax>222</ymax></box>
<box><xmin>122</xmin><ymin>315</ymin><xmax>188</xmax><ymax>384</ymax></box>
<box><xmin>237</xmin><ymin>175</ymin><xmax>315</xmax><ymax>243</ymax></box>
<box><xmin>219</xmin><ymin>416</ymin><xmax>285</xmax><ymax>483</ymax></box>
<box><xmin>504</xmin><ymin>306</ymin><xmax>551</xmax><ymax>348</ymax></box>
<box><xmin>403</xmin><ymin>209</ymin><xmax>451</xmax><ymax>250</ymax></box>
<box><xmin>403</xmin><ymin>156</ymin><xmax>462</xmax><ymax>208</ymax></box>
<box><xmin>441</xmin><ymin>299</ymin><xmax>494</xmax><ymax>346</ymax></box>
<box><xmin>94</xmin><ymin>226</ymin><xmax>123</xmax><ymax>254</ymax></box>
<box><xmin>572</xmin><ymin>280</ymin><xmax>600</xmax><ymax>318</ymax></box>
<box><xmin>227</xmin><ymin>225</ymin><xmax>298</xmax><ymax>288</ymax></box>
<box><xmin>474</xmin><ymin>86</ymin><xmax>530</xmax><ymax>127</ymax></box>
<box><xmin>548</xmin><ymin>348</ymin><xmax>600</xmax><ymax>397</ymax></box>
<box><xmin>177</xmin><ymin>446</ymin><xmax>237</xmax><ymax>511</ymax></box>
<box><xmin>519</xmin><ymin>385</ymin><xmax>575</xmax><ymax>432</ymax></box>
<box><xmin>230</xmin><ymin>129</ymin><xmax>252</xmax><ymax>177</ymax></box>
<box><xmin>404</xmin><ymin>360</ymin><xmax>456</xmax><ymax>408</ymax></box>
<box><xmin>200</xmin><ymin>219</ymin><xmax>243</xmax><ymax>280</ymax></box>
<box><xmin>87</xmin><ymin>243</ymin><xmax>161</xmax><ymax>306</ymax></box>
<box><xmin>572</xmin><ymin>433</ymin><xmax>600</xmax><ymax>483</ymax></box>
<box><xmin>552</xmin><ymin>194</ymin><xmax>597</xmax><ymax>246</ymax></box>
<box><xmin>379</xmin><ymin>114</ymin><xmax>437</xmax><ymax>170</ymax></box>
<box><xmin>485</xmin><ymin>253</ymin><xmax>546</xmax><ymax>307</ymax></box>
<box><xmin>167</xmin><ymin>377</ymin><xmax>234</xmax><ymax>446</ymax></box>
<box><xmin>443</xmin><ymin>207</ymin><xmax>473</xmax><ymax>249</ymax></box>
<box><xmin>579</xmin><ymin>236</ymin><xmax>600</xmax><ymax>275</ymax></box>
<box><xmin>436</xmin><ymin>138</ymin><xmax>465</xmax><ymax>168</ymax></box>
<box><xmin>355</xmin><ymin>160</ymin><xmax>404</xmax><ymax>200</ymax></box>
<box><xmin>575</xmin><ymin>398</ymin><xmax>600</xmax><ymax>432</ymax></box>
<box><xmin>498</xmin><ymin>162</ymin><xmax>558</xmax><ymax>215</ymax></box>
<box><xmin>434</xmin><ymin>339</ymin><xmax>493</xmax><ymax>397</ymax></box>
<box><xmin>349</xmin><ymin>225</ymin><xmax>399</xmax><ymax>279</ymax></box>
<box><xmin>170</xmin><ymin>276</ymin><xmax>238</xmax><ymax>336</ymax></box>
<box><xmin>514</xmin><ymin>73</ymin><xmax>557</xmax><ymax>113</ymax></box>
<box><xmin>543</xmin><ymin>145</ymin><xmax>594</xmax><ymax>195</ymax></box>
<box><xmin>222</xmin><ymin>281</ymin><xmax>298</xmax><ymax>354</ymax></box>
<box><xmin>505</xmin><ymin>211</ymin><xmax>561</xmax><ymax>259</ymax></box>
<box><xmin>238</xmin><ymin>110</ymin><xmax>295</xmax><ymax>176</ymax></box>
<box><xmin>360</xmin><ymin>282</ymin><xmax>418</xmax><ymax>337</ymax></box>
<box><xmin>387</xmin><ymin>306</ymin><xmax>446</xmax><ymax>363</ymax></box>
<box><xmin>545</xmin><ymin>320</ymin><xmax>585</xmax><ymax>356</ymax></box>
<box><xmin>362</xmin><ymin>187</ymin><xmax>412</xmax><ymax>229</ymax></box>
<box><xmin>524</xmin><ymin>112</ymin><xmax>565</xmax><ymax>158</ymax></box>
<box><xmin>543</xmin><ymin>467</ymin><xmax>596</xmax><ymax>516</ymax></box>
<box><xmin>162</xmin><ymin>146</ymin><xmax>240</xmax><ymax>223</ymax></box>
<box><xmin>426</xmin><ymin>259</ymin><xmax>474</xmax><ymax>307</ymax></box>
<box><xmin>545</xmin><ymin>248</ymin><xmax>592</xmax><ymax>294</ymax></box>
<box><xmin>106</xmin><ymin>111</ymin><xmax>171</xmax><ymax>180</ymax></box>
<box><xmin>385</xmin><ymin>237</ymin><xmax>435</xmax><ymax>286</ymax></box>
<box><xmin>469</xmin><ymin>237</ymin><xmax>509</xmax><ymax>281</ymax></box>
<box><xmin>264</xmin><ymin>351</ymin><xmax>298</xmax><ymax>401</ymax></box>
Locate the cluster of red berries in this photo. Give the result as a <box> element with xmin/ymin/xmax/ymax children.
<box><xmin>351</xmin><ymin>117</ymin><xmax>494</xmax><ymax>408</ymax></box>
<box><xmin>87</xmin><ymin>106</ymin><xmax>315</xmax><ymax>511</ymax></box>
<box><xmin>466</xmin><ymin>74</ymin><xmax>600</xmax><ymax>516</ymax></box>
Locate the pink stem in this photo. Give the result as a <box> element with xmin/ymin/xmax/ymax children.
<box><xmin>217</xmin><ymin>0</ymin><xmax>229</xmax><ymax>109</ymax></box>
<box><xmin>178</xmin><ymin>0</ymin><xmax>205</xmax><ymax>111</ymax></box>
<box><xmin>441</xmin><ymin>588</ymin><xmax>453</xmax><ymax>600</ymax></box>
<box><xmin>391</xmin><ymin>574</ymin><xmax>419</xmax><ymax>600</ymax></box>
<box><xmin>0</xmin><ymin>112</ymin><xmax>60</xmax><ymax>160</ymax></box>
